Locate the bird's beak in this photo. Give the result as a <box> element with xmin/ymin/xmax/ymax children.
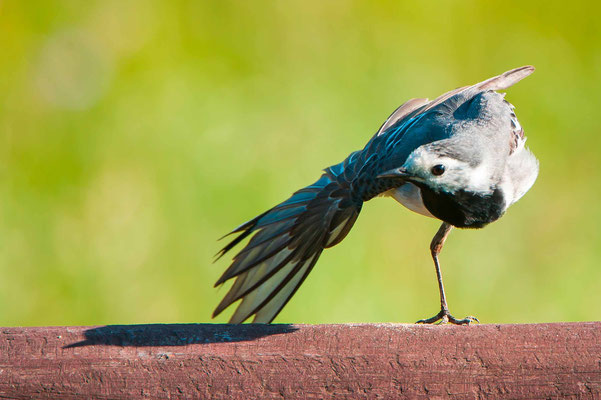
<box><xmin>377</xmin><ymin>167</ymin><xmax>412</xmax><ymax>179</ymax></box>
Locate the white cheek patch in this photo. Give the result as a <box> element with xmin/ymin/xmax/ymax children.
<box><xmin>430</xmin><ymin>158</ymin><xmax>466</xmax><ymax>192</ymax></box>
<box><xmin>404</xmin><ymin>151</ymin><xmax>494</xmax><ymax>194</ymax></box>
<box><xmin>426</xmin><ymin>158</ymin><xmax>493</xmax><ymax>194</ymax></box>
<box><xmin>467</xmin><ymin>162</ymin><xmax>493</xmax><ymax>192</ymax></box>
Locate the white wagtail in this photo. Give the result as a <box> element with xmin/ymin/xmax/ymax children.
<box><xmin>213</xmin><ymin>66</ymin><xmax>538</xmax><ymax>324</ymax></box>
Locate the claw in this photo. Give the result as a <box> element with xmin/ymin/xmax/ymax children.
<box><xmin>416</xmin><ymin>309</ymin><xmax>479</xmax><ymax>325</ymax></box>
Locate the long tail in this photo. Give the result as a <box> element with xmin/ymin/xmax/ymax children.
<box><xmin>213</xmin><ymin>163</ymin><xmax>363</xmax><ymax>323</ymax></box>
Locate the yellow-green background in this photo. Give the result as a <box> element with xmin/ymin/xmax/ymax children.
<box><xmin>1</xmin><ymin>1</ymin><xmax>599</xmax><ymax>326</ymax></box>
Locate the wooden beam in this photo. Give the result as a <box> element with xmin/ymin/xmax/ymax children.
<box><xmin>1</xmin><ymin>322</ymin><xmax>600</xmax><ymax>398</ymax></box>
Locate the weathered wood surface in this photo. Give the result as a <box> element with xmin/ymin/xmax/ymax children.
<box><xmin>1</xmin><ymin>322</ymin><xmax>600</xmax><ymax>399</ymax></box>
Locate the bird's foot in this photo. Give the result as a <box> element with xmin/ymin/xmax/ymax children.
<box><xmin>416</xmin><ymin>309</ymin><xmax>479</xmax><ymax>325</ymax></box>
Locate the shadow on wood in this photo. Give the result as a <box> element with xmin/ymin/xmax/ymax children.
<box><xmin>63</xmin><ymin>323</ymin><xmax>298</xmax><ymax>348</ymax></box>
<box><xmin>1</xmin><ymin>322</ymin><xmax>600</xmax><ymax>399</ymax></box>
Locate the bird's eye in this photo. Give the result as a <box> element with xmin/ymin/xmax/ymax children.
<box><xmin>431</xmin><ymin>164</ymin><xmax>445</xmax><ymax>176</ymax></box>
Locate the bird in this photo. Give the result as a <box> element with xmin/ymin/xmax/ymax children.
<box><xmin>213</xmin><ymin>66</ymin><xmax>538</xmax><ymax>325</ymax></box>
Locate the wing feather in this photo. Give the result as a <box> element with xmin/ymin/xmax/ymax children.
<box><xmin>214</xmin><ymin>171</ymin><xmax>361</xmax><ymax>323</ymax></box>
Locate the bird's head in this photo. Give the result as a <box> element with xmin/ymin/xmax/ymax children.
<box><xmin>379</xmin><ymin>140</ymin><xmax>494</xmax><ymax>195</ymax></box>
<box><xmin>378</xmin><ymin>140</ymin><xmax>506</xmax><ymax>228</ymax></box>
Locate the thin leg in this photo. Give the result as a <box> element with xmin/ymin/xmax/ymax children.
<box><xmin>416</xmin><ymin>222</ymin><xmax>479</xmax><ymax>325</ymax></box>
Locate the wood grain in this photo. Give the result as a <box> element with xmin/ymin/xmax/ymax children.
<box><xmin>1</xmin><ymin>322</ymin><xmax>600</xmax><ymax>399</ymax></box>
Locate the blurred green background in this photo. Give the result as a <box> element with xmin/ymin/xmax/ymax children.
<box><xmin>0</xmin><ymin>1</ymin><xmax>600</xmax><ymax>326</ymax></box>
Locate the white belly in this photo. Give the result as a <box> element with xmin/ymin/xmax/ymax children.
<box><xmin>389</xmin><ymin>183</ymin><xmax>435</xmax><ymax>218</ymax></box>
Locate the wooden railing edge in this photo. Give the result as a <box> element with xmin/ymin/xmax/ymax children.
<box><xmin>1</xmin><ymin>322</ymin><xmax>600</xmax><ymax>398</ymax></box>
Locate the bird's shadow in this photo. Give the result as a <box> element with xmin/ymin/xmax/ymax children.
<box><xmin>63</xmin><ymin>323</ymin><xmax>298</xmax><ymax>349</ymax></box>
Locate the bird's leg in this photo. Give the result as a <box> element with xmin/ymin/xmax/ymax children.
<box><xmin>416</xmin><ymin>222</ymin><xmax>479</xmax><ymax>325</ymax></box>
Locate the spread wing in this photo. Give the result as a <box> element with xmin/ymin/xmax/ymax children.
<box><xmin>213</xmin><ymin>169</ymin><xmax>362</xmax><ymax>324</ymax></box>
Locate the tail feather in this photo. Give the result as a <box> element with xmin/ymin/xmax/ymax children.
<box><xmin>213</xmin><ymin>169</ymin><xmax>362</xmax><ymax>323</ymax></box>
<box><xmin>372</xmin><ymin>66</ymin><xmax>535</xmax><ymax>148</ymax></box>
<box><xmin>476</xmin><ymin>65</ymin><xmax>535</xmax><ymax>91</ymax></box>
